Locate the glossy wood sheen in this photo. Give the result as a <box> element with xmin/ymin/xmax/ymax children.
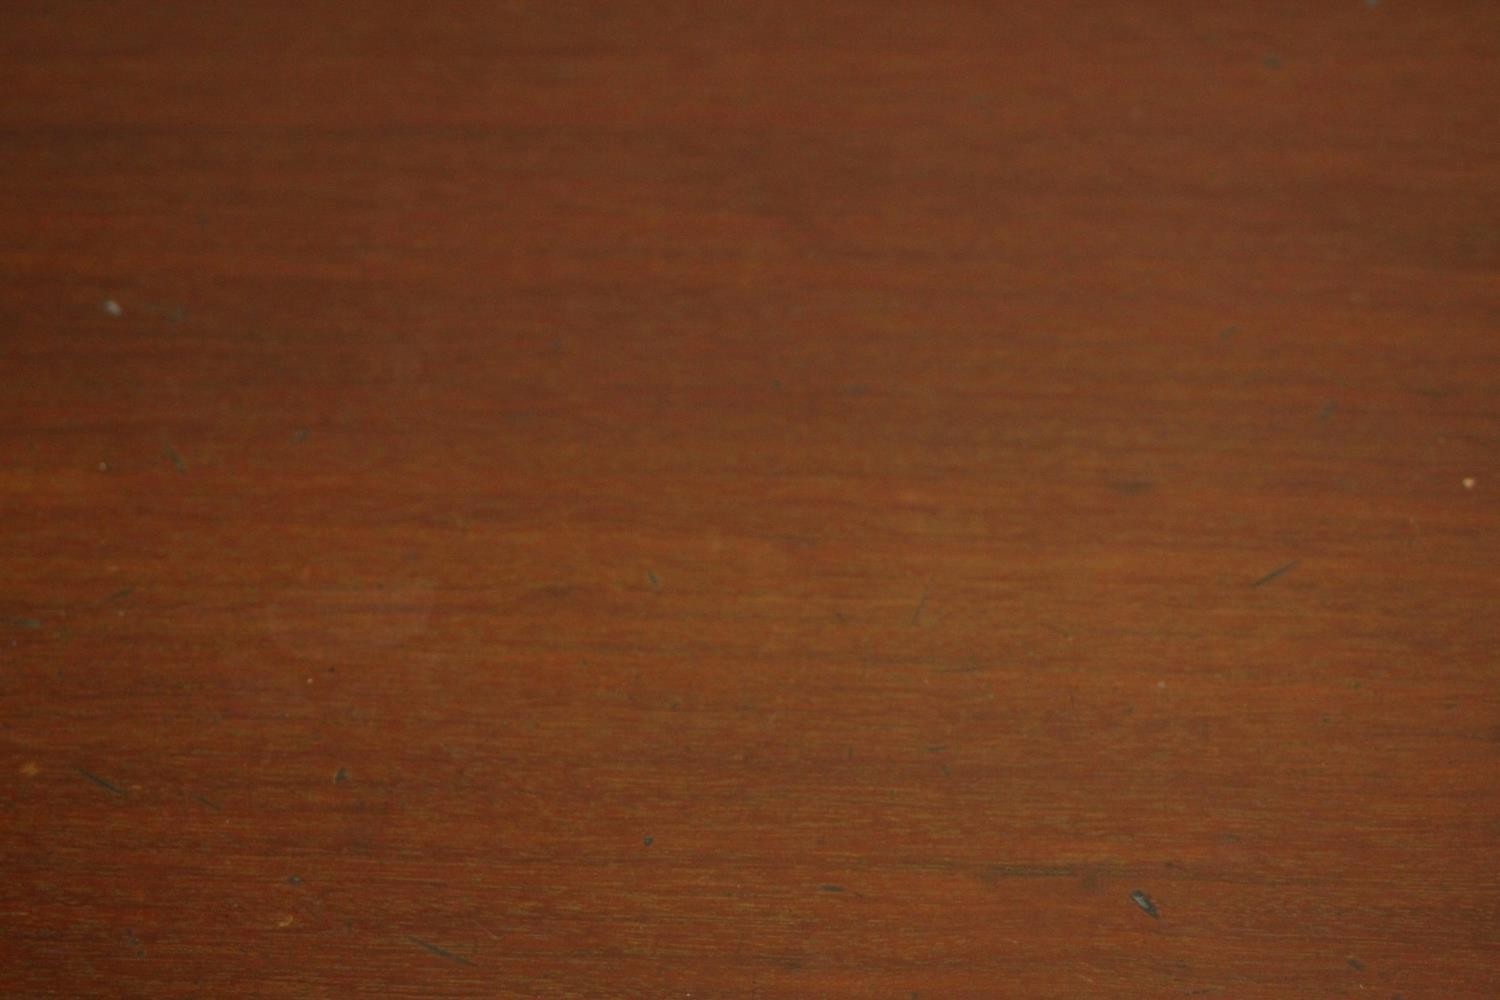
<box><xmin>2</xmin><ymin>3</ymin><xmax>1497</xmax><ymax>997</ymax></box>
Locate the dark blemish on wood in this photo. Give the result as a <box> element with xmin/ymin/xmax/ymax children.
<box><xmin>190</xmin><ymin>792</ymin><xmax>221</xmax><ymax>812</ymax></box>
<box><xmin>1129</xmin><ymin>889</ymin><xmax>1160</xmax><ymax>919</ymax></box>
<box><xmin>1262</xmin><ymin>54</ymin><xmax>1282</xmax><ymax>69</ymax></box>
<box><xmin>77</xmin><ymin>767</ymin><xmax>125</xmax><ymax>797</ymax></box>
<box><xmin>819</xmin><ymin>884</ymin><xmax>844</xmax><ymax>892</ymax></box>
<box><xmin>287</xmin><ymin>875</ymin><xmax>302</xmax><ymax>885</ymax></box>
<box><xmin>1111</xmin><ymin>480</ymin><xmax>1153</xmax><ymax>494</ymax></box>
<box><xmin>108</xmin><ymin>587</ymin><xmax>134</xmax><ymax>602</ymax></box>
<box><xmin>1348</xmin><ymin>957</ymin><xmax>1364</xmax><ymax>971</ymax></box>
<box><xmin>844</xmin><ymin>383</ymin><xmax>870</xmax><ymax>396</ymax></box>
<box><xmin>1218</xmin><ymin>324</ymin><xmax>1240</xmax><ymax>340</ymax></box>
<box><xmin>910</xmin><ymin>589</ymin><xmax>928</xmax><ymax>626</ymax></box>
<box><xmin>646</xmin><ymin>570</ymin><xmax>661</xmax><ymax>593</ymax></box>
<box><xmin>124</xmin><ymin>928</ymin><xmax>146</xmax><ymax>957</ymax></box>
<box><xmin>334</xmin><ymin>767</ymin><xmax>348</xmax><ymax>784</ymax></box>
<box><xmin>10</xmin><ymin>617</ymin><xmax>42</xmax><ymax>630</ymax></box>
<box><xmin>1251</xmin><ymin>559</ymin><xmax>1300</xmax><ymax>587</ymax></box>
<box><xmin>407</xmin><ymin>935</ymin><xmax>475</xmax><ymax>966</ymax></box>
<box><xmin>642</xmin><ymin>836</ymin><xmax>653</xmax><ymax>847</ymax></box>
<box><xmin>163</xmin><ymin>444</ymin><xmax>188</xmax><ymax>474</ymax></box>
<box><xmin>1317</xmin><ymin>400</ymin><xmax>1337</xmax><ymax>421</ymax></box>
<box><xmin>926</xmin><ymin>744</ymin><xmax>947</xmax><ymax>753</ymax></box>
<box><xmin>292</xmin><ymin>428</ymin><xmax>309</xmax><ymax>444</ymax></box>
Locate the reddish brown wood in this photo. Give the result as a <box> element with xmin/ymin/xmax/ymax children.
<box><xmin>2</xmin><ymin>3</ymin><xmax>1497</xmax><ymax>996</ymax></box>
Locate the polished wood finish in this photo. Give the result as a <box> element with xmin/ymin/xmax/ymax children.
<box><xmin>3</xmin><ymin>3</ymin><xmax>1497</xmax><ymax>996</ymax></box>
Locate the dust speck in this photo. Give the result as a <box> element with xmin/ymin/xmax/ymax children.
<box><xmin>1462</xmin><ymin>477</ymin><xmax>1476</xmax><ymax>490</ymax></box>
<box><xmin>20</xmin><ymin>761</ymin><xmax>39</xmax><ymax>777</ymax></box>
<box><xmin>102</xmin><ymin>298</ymin><xmax>123</xmax><ymax>317</ymax></box>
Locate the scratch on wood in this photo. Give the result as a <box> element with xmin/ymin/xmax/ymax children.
<box><xmin>190</xmin><ymin>792</ymin><xmax>221</xmax><ymax>812</ymax></box>
<box><xmin>1129</xmin><ymin>889</ymin><xmax>1160</xmax><ymax>919</ymax></box>
<box><xmin>407</xmin><ymin>935</ymin><xmax>475</xmax><ymax>966</ymax></box>
<box><xmin>1251</xmin><ymin>559</ymin><xmax>1299</xmax><ymax>588</ymax></box>
<box><xmin>910</xmin><ymin>589</ymin><xmax>928</xmax><ymax>625</ymax></box>
<box><xmin>164</xmin><ymin>443</ymin><xmax>188</xmax><ymax>474</ymax></box>
<box><xmin>77</xmin><ymin>767</ymin><xmax>125</xmax><ymax>796</ymax></box>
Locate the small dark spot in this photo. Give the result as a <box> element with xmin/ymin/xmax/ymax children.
<box><xmin>646</xmin><ymin>570</ymin><xmax>661</xmax><ymax>593</ymax></box>
<box><xmin>77</xmin><ymin>767</ymin><xmax>125</xmax><ymax>797</ymax></box>
<box><xmin>1262</xmin><ymin>54</ymin><xmax>1282</xmax><ymax>69</ymax></box>
<box><xmin>844</xmin><ymin>383</ymin><xmax>870</xmax><ymax>396</ymax></box>
<box><xmin>292</xmin><ymin>428</ymin><xmax>309</xmax><ymax>444</ymax></box>
<box><xmin>926</xmin><ymin>745</ymin><xmax>947</xmax><ymax>753</ymax></box>
<box><xmin>1348</xmin><ymin>957</ymin><xmax>1364</xmax><ymax>971</ymax></box>
<box><xmin>407</xmin><ymin>935</ymin><xmax>474</xmax><ymax>966</ymax></box>
<box><xmin>1129</xmin><ymin>889</ymin><xmax>1160</xmax><ymax>919</ymax></box>
<box><xmin>1251</xmin><ymin>559</ymin><xmax>1300</xmax><ymax>587</ymax></box>
<box><xmin>124</xmin><ymin>929</ymin><xmax>145</xmax><ymax>958</ymax></box>
<box><xmin>334</xmin><ymin>767</ymin><xmax>348</xmax><ymax>784</ymax></box>
<box><xmin>1218</xmin><ymin>324</ymin><xmax>1240</xmax><ymax>340</ymax></box>
<box><xmin>1317</xmin><ymin>400</ymin><xmax>1337</xmax><ymax>421</ymax></box>
<box><xmin>10</xmin><ymin>617</ymin><xmax>42</xmax><ymax>630</ymax></box>
<box><xmin>163</xmin><ymin>444</ymin><xmax>188</xmax><ymax>474</ymax></box>
<box><xmin>108</xmin><ymin>587</ymin><xmax>134</xmax><ymax>602</ymax></box>
<box><xmin>642</xmin><ymin>836</ymin><xmax>653</xmax><ymax>847</ymax></box>
<box><xmin>190</xmin><ymin>792</ymin><xmax>221</xmax><ymax>812</ymax></box>
<box><xmin>818</xmin><ymin>884</ymin><xmax>844</xmax><ymax>892</ymax></box>
<box><xmin>287</xmin><ymin>875</ymin><xmax>302</xmax><ymax>886</ymax></box>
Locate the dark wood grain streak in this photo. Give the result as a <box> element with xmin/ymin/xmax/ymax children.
<box><xmin>2</xmin><ymin>2</ymin><xmax>1497</xmax><ymax>997</ymax></box>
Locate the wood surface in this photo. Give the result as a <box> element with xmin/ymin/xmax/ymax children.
<box><xmin>2</xmin><ymin>2</ymin><xmax>1497</xmax><ymax>997</ymax></box>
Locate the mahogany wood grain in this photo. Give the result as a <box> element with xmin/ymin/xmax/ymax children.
<box><xmin>2</xmin><ymin>3</ymin><xmax>1497</xmax><ymax>997</ymax></box>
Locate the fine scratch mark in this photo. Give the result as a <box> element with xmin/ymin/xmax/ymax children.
<box><xmin>77</xmin><ymin>767</ymin><xmax>125</xmax><ymax>797</ymax></box>
<box><xmin>407</xmin><ymin>935</ymin><xmax>474</xmax><ymax>966</ymax></box>
<box><xmin>1251</xmin><ymin>559</ymin><xmax>1300</xmax><ymax>588</ymax></box>
<box><xmin>163</xmin><ymin>444</ymin><xmax>188</xmax><ymax>474</ymax></box>
<box><xmin>1129</xmin><ymin>890</ymin><xmax>1160</xmax><ymax>919</ymax></box>
<box><xmin>190</xmin><ymin>792</ymin><xmax>221</xmax><ymax>812</ymax></box>
<box><xmin>931</xmin><ymin>661</ymin><xmax>989</xmax><ymax>674</ymax></box>
<box><xmin>818</xmin><ymin>884</ymin><xmax>844</xmax><ymax>892</ymax></box>
<box><xmin>910</xmin><ymin>589</ymin><xmax>929</xmax><ymax>626</ymax></box>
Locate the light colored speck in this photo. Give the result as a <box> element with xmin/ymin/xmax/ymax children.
<box><xmin>1156</xmin><ymin>680</ymin><xmax>1166</xmax><ymax>690</ymax></box>
<box><xmin>20</xmin><ymin>761</ymin><xmax>39</xmax><ymax>777</ymax></box>
<box><xmin>1462</xmin><ymin>477</ymin><xmax>1476</xmax><ymax>490</ymax></box>
<box><xmin>97</xmin><ymin>461</ymin><xmax>109</xmax><ymax>471</ymax></box>
<box><xmin>102</xmin><ymin>298</ymin><xmax>123</xmax><ymax>317</ymax></box>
